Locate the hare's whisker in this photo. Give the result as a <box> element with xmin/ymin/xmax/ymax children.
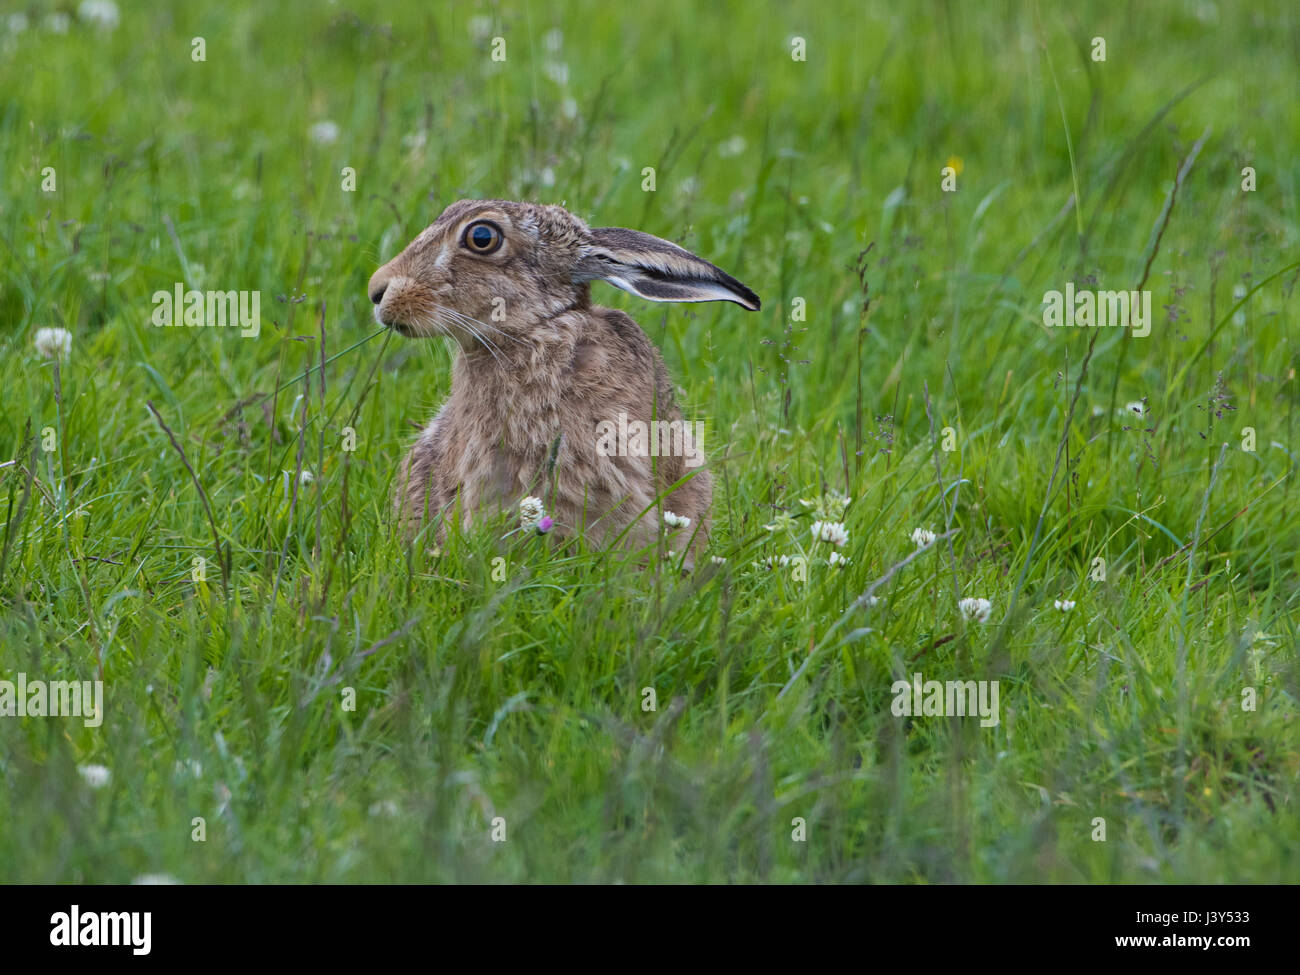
<box><xmin>427</xmin><ymin>322</ymin><xmax>455</xmax><ymax>368</ymax></box>
<box><xmin>440</xmin><ymin>312</ymin><xmax>510</xmax><ymax>364</ymax></box>
<box><xmin>435</xmin><ymin>304</ymin><xmax>524</xmax><ymax>344</ymax></box>
<box><xmin>466</xmin><ymin>326</ymin><xmax>506</xmax><ymax>366</ymax></box>
<box><xmin>429</xmin><ymin>313</ymin><xmax>505</xmax><ymax>367</ymax></box>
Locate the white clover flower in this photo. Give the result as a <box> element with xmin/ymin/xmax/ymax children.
<box><xmin>828</xmin><ymin>492</ymin><xmax>851</xmax><ymax>516</ymax></box>
<box><xmin>802</xmin><ymin>491</ymin><xmax>851</xmax><ymax>521</ymax></box>
<box><xmin>543</xmin><ymin>61</ymin><xmax>569</xmax><ymax>85</ymax></box>
<box><xmin>1091</xmin><ymin>405</ymin><xmax>1106</xmax><ymax>417</ymax></box>
<box><xmin>1054</xmin><ymin>599</ymin><xmax>1076</xmax><ymax>611</ymax></box>
<box><xmin>718</xmin><ymin>135</ymin><xmax>748</xmax><ymax>158</ymax></box>
<box><xmin>46</xmin><ymin>12</ymin><xmax>71</xmax><ymax>33</ymax></box>
<box><xmin>811</xmin><ymin>520</ymin><xmax>848</xmax><ymax>547</ymax></box>
<box><xmin>764</xmin><ymin>511</ymin><xmax>796</xmax><ymax>534</ymax></box>
<box><xmin>911</xmin><ymin>527</ymin><xmax>937</xmax><ymax>548</ymax></box>
<box><xmin>34</xmin><ymin>327</ymin><xmax>72</xmax><ymax>361</ymax></box>
<box><xmin>1124</xmin><ymin>401</ymin><xmax>1146</xmax><ymax>417</ymax></box>
<box><xmin>959</xmin><ymin>597</ymin><xmax>993</xmax><ymax>623</ymax></box>
<box><xmin>663</xmin><ymin>511</ymin><xmax>691</xmax><ymax>529</ymax></box>
<box><xmin>7</xmin><ymin>13</ymin><xmax>29</xmax><ymax>32</ymax></box>
<box><xmin>309</xmin><ymin>121</ymin><xmax>340</xmax><ymax>145</ymax></box>
<box><xmin>369</xmin><ymin>799</ymin><xmax>399</xmax><ymax>818</ymax></box>
<box><xmin>828</xmin><ymin>551</ymin><xmax>851</xmax><ymax>567</ymax></box>
<box><xmin>543</xmin><ymin>28</ymin><xmax>563</xmax><ymax>53</ymax></box>
<box><xmin>709</xmin><ymin>555</ymin><xmax>727</xmax><ymax>565</ymax></box>
<box><xmin>561</xmin><ymin>97</ymin><xmax>579</xmax><ymax>120</ymax></box>
<box><xmin>78</xmin><ymin>1</ymin><xmax>120</xmax><ymax>30</ymax></box>
<box><xmin>298</xmin><ymin>469</ymin><xmax>314</xmax><ymax>486</ymax></box>
<box><xmin>78</xmin><ymin>764</ymin><xmax>111</xmax><ymax>788</ymax></box>
<box><xmin>751</xmin><ymin>554</ymin><xmax>802</xmax><ymax>570</ymax></box>
<box><xmin>401</xmin><ymin>131</ymin><xmax>428</xmax><ymax>151</ymax></box>
<box><xmin>860</xmin><ymin>594</ymin><xmax>880</xmax><ymax>608</ymax></box>
<box><xmin>519</xmin><ymin>496</ymin><xmax>546</xmax><ymax>531</ymax></box>
<box><xmin>468</xmin><ymin>16</ymin><xmax>493</xmax><ymax>41</ymax></box>
<box><xmin>133</xmin><ymin>873</ymin><xmax>181</xmax><ymax>885</ymax></box>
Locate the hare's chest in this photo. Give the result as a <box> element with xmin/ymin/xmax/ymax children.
<box><xmin>441</xmin><ymin>377</ymin><xmax>564</xmax><ymax>509</ymax></box>
<box><xmin>453</xmin><ymin>430</ymin><xmax>545</xmax><ymax>510</ymax></box>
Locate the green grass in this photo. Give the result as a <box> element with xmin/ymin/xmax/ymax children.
<box><xmin>1</xmin><ymin>0</ymin><xmax>1297</xmax><ymax>883</ymax></box>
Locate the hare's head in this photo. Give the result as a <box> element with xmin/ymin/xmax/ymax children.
<box><xmin>368</xmin><ymin>199</ymin><xmax>759</xmax><ymax>345</ymax></box>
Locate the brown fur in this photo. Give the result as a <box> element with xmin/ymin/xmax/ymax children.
<box><xmin>368</xmin><ymin>199</ymin><xmax>759</xmax><ymax>563</ymax></box>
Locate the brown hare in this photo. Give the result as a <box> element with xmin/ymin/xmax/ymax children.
<box><xmin>368</xmin><ymin>199</ymin><xmax>760</xmax><ymax>563</ymax></box>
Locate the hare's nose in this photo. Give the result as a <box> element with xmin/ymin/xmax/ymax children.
<box><xmin>368</xmin><ymin>267</ymin><xmax>391</xmax><ymax>305</ymax></box>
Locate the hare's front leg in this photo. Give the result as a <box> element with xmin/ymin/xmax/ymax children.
<box><xmin>664</xmin><ymin>465</ymin><xmax>712</xmax><ymax>567</ymax></box>
<box><xmin>394</xmin><ymin>416</ymin><xmax>450</xmax><ymax>538</ymax></box>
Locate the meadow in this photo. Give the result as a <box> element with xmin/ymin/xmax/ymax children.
<box><xmin>0</xmin><ymin>0</ymin><xmax>1296</xmax><ymax>883</ymax></box>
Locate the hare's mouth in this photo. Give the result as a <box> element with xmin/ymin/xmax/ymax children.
<box><xmin>374</xmin><ymin>307</ymin><xmax>445</xmax><ymax>341</ymax></box>
<box><xmin>372</xmin><ymin>302</ymin><xmax>420</xmax><ymax>336</ymax></box>
<box><xmin>374</xmin><ymin>311</ymin><xmax>409</xmax><ymax>334</ymax></box>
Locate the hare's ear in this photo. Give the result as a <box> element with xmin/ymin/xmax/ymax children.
<box><xmin>580</xmin><ymin>227</ymin><xmax>761</xmax><ymax>310</ymax></box>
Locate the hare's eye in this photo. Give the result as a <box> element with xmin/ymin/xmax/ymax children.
<box><xmin>463</xmin><ymin>221</ymin><xmax>504</xmax><ymax>255</ymax></box>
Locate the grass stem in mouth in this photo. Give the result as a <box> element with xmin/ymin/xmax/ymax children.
<box><xmin>273</xmin><ymin>326</ymin><xmax>389</xmax><ymax>397</ymax></box>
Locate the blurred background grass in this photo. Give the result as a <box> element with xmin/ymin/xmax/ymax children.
<box><xmin>0</xmin><ymin>0</ymin><xmax>1296</xmax><ymax>882</ymax></box>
